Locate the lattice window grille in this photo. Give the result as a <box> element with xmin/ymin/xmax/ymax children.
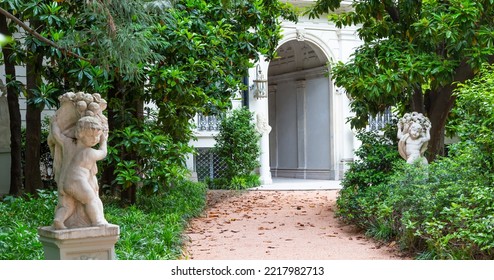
<box><xmin>195</xmin><ymin>148</ymin><xmax>227</xmax><ymax>181</ymax></box>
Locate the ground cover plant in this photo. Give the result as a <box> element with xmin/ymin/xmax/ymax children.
<box><xmin>336</xmin><ymin>126</ymin><xmax>401</xmax><ymax>229</ymax></box>
<box><xmin>0</xmin><ymin>180</ymin><xmax>206</xmax><ymax>260</ymax></box>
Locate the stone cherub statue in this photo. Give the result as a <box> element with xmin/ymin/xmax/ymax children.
<box><xmin>256</xmin><ymin>113</ymin><xmax>271</xmax><ymax>135</ymax></box>
<box><xmin>48</xmin><ymin>92</ymin><xmax>109</xmax><ymax>229</ymax></box>
<box><xmin>397</xmin><ymin>112</ymin><xmax>431</xmax><ymax>164</ymax></box>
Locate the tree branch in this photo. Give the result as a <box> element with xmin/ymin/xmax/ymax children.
<box><xmin>381</xmin><ymin>0</ymin><xmax>400</xmax><ymax>22</ymax></box>
<box><xmin>0</xmin><ymin>7</ymin><xmax>92</xmax><ymax>63</ymax></box>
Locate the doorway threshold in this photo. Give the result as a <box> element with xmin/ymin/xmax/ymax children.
<box><xmin>251</xmin><ymin>178</ymin><xmax>342</xmax><ymax>191</ymax></box>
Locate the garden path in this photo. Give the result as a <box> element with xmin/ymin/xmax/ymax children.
<box><xmin>184</xmin><ymin>180</ymin><xmax>409</xmax><ymax>260</ymax></box>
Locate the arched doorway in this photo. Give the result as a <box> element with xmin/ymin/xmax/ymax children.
<box><xmin>268</xmin><ymin>40</ymin><xmax>334</xmax><ymax>180</ymax></box>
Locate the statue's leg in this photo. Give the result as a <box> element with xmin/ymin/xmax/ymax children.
<box><xmin>71</xmin><ymin>179</ymin><xmax>108</xmax><ymax>226</ymax></box>
<box><xmin>53</xmin><ymin>195</ymin><xmax>75</xmax><ymax>229</ymax></box>
<box><xmin>87</xmin><ymin>197</ymin><xmax>108</xmax><ymax>226</ymax></box>
<box><xmin>91</xmin><ymin>175</ymin><xmax>99</xmax><ymax>194</ymax></box>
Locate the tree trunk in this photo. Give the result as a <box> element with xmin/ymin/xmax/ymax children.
<box><xmin>425</xmin><ymin>60</ymin><xmax>477</xmax><ymax>162</ymax></box>
<box><xmin>426</xmin><ymin>87</ymin><xmax>456</xmax><ymax>162</ymax></box>
<box><xmin>0</xmin><ymin>14</ymin><xmax>22</xmax><ymax>195</ymax></box>
<box><xmin>24</xmin><ymin>63</ymin><xmax>43</xmax><ymax>194</ymax></box>
<box><xmin>119</xmin><ymin>82</ymin><xmax>143</xmax><ymax>205</ymax></box>
<box><xmin>410</xmin><ymin>84</ymin><xmax>425</xmax><ymax>113</ymax></box>
<box><xmin>24</xmin><ymin>50</ymin><xmax>44</xmax><ymax>194</ymax></box>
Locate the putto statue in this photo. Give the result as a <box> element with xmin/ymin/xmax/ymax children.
<box><xmin>397</xmin><ymin>112</ymin><xmax>431</xmax><ymax>164</ymax></box>
<box><xmin>256</xmin><ymin>113</ymin><xmax>271</xmax><ymax>135</ymax></box>
<box><xmin>48</xmin><ymin>92</ymin><xmax>109</xmax><ymax>229</ymax></box>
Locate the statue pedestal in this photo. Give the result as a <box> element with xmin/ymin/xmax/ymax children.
<box><xmin>38</xmin><ymin>224</ymin><xmax>119</xmax><ymax>260</ymax></box>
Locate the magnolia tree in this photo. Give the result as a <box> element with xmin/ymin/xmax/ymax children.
<box><xmin>1</xmin><ymin>0</ymin><xmax>297</xmax><ymax>202</ymax></box>
<box><xmin>308</xmin><ymin>0</ymin><xmax>494</xmax><ymax>161</ymax></box>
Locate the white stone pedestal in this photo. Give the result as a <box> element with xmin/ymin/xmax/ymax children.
<box><xmin>38</xmin><ymin>224</ymin><xmax>119</xmax><ymax>260</ymax></box>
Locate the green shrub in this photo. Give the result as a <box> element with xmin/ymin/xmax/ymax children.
<box><xmin>339</xmin><ymin>142</ymin><xmax>494</xmax><ymax>259</ymax></box>
<box><xmin>0</xmin><ymin>181</ymin><xmax>206</xmax><ymax>260</ymax></box>
<box><xmin>380</xmin><ymin>151</ymin><xmax>494</xmax><ymax>259</ymax></box>
<box><xmin>336</xmin><ymin>66</ymin><xmax>494</xmax><ymax>259</ymax></box>
<box><xmin>212</xmin><ymin>107</ymin><xmax>261</xmax><ymax>189</ymax></box>
<box><xmin>339</xmin><ymin>139</ymin><xmax>494</xmax><ymax>259</ymax></box>
<box><xmin>108</xmin><ymin>123</ymin><xmax>194</xmax><ymax>194</ymax></box>
<box><xmin>336</xmin><ymin>127</ymin><xmax>401</xmax><ymax>227</ymax></box>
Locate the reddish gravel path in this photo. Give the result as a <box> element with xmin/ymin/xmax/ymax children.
<box><xmin>184</xmin><ymin>190</ymin><xmax>408</xmax><ymax>260</ymax></box>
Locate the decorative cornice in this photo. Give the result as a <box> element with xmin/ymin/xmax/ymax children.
<box><xmin>268</xmin><ymin>66</ymin><xmax>328</xmax><ymax>84</ymax></box>
<box><xmin>296</xmin><ymin>79</ymin><xmax>307</xmax><ymax>89</ymax></box>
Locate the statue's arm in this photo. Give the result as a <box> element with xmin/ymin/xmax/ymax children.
<box><xmin>424</xmin><ymin>126</ymin><xmax>431</xmax><ymax>142</ymax></box>
<box><xmin>93</xmin><ymin>130</ymin><xmax>108</xmax><ymax>161</ymax></box>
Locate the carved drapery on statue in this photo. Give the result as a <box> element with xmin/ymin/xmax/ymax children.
<box><xmin>397</xmin><ymin>112</ymin><xmax>431</xmax><ymax>165</ymax></box>
<box><xmin>48</xmin><ymin>92</ymin><xmax>109</xmax><ymax>229</ymax></box>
